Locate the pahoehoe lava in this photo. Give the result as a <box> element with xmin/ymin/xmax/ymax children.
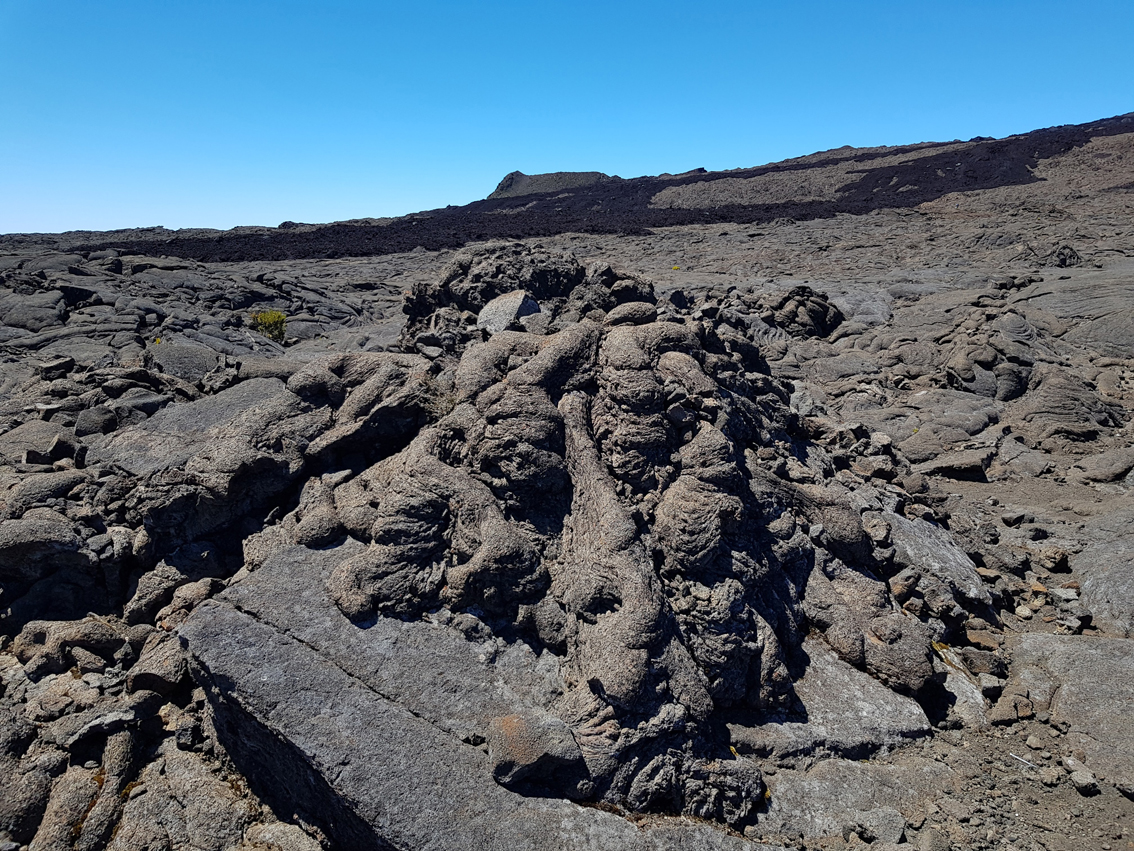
<box><xmin>1</xmin><ymin>111</ymin><xmax>1134</xmax><ymax>851</ymax></box>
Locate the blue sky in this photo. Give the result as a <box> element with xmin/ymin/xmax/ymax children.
<box><xmin>1</xmin><ymin>0</ymin><xmax>1131</xmax><ymax>233</ymax></box>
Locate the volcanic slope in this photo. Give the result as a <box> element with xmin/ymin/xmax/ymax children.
<box><xmin>3</xmin><ymin>111</ymin><xmax>1128</xmax><ymax>264</ymax></box>
<box><xmin>0</xmin><ymin>113</ymin><xmax>1133</xmax><ymax>851</ymax></box>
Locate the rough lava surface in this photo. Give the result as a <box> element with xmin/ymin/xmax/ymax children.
<box><xmin>0</xmin><ymin>112</ymin><xmax>1133</xmax><ymax>851</ymax></box>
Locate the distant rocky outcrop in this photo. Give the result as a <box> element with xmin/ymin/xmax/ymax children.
<box><xmin>489</xmin><ymin>170</ymin><xmax>615</xmax><ymax>199</ymax></box>
<box><xmin>15</xmin><ymin>111</ymin><xmax>1123</xmax><ymax>263</ymax></box>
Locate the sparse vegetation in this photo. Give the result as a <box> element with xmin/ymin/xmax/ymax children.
<box><xmin>250</xmin><ymin>309</ymin><xmax>287</xmax><ymax>342</ymax></box>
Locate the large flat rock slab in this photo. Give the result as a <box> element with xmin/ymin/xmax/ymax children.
<box><xmin>215</xmin><ymin>542</ymin><xmax>566</xmax><ymax>746</ymax></box>
<box><xmin>180</xmin><ymin>544</ymin><xmax>780</xmax><ymax>850</ymax></box>
<box><xmin>1011</xmin><ymin>273</ymin><xmax>1134</xmax><ymax>358</ymax></box>
<box><xmin>757</xmin><ymin>757</ymin><xmax>953</xmax><ymax>842</ymax></box>
<box><xmin>89</xmin><ymin>377</ymin><xmax>288</xmax><ymax>474</ymax></box>
<box><xmin>1009</xmin><ymin>633</ymin><xmax>1134</xmax><ymax>789</ymax></box>
<box><xmin>1077</xmin><ymin>539</ymin><xmax>1134</xmax><ymax>637</ymax></box>
<box><xmin>728</xmin><ymin>637</ymin><xmax>930</xmax><ymax>761</ymax></box>
<box><xmin>886</xmin><ymin>512</ymin><xmax>991</xmax><ymax>607</ymax></box>
<box><xmin>1075</xmin><ymin>506</ymin><xmax>1134</xmax><ymax>637</ymax></box>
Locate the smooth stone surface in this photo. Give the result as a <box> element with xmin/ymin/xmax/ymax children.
<box><xmin>886</xmin><ymin>513</ymin><xmax>991</xmax><ymax>608</ymax></box>
<box><xmin>1075</xmin><ymin>506</ymin><xmax>1134</xmax><ymax>637</ymax></box>
<box><xmin>181</xmin><ymin>592</ymin><xmax>778</xmax><ymax>851</ymax></box>
<box><xmin>727</xmin><ymin>637</ymin><xmax>930</xmax><ymax>760</ymax></box>
<box><xmin>477</xmin><ymin>290</ymin><xmax>541</xmax><ymax>335</ymax></box>
<box><xmin>214</xmin><ymin>542</ymin><xmax>566</xmax><ymax>747</ymax></box>
<box><xmin>1008</xmin><ymin>633</ymin><xmax>1134</xmax><ymax>789</ymax></box>
<box><xmin>757</xmin><ymin>758</ymin><xmax>949</xmax><ymax>840</ymax></box>
<box><xmin>604</xmin><ymin>302</ymin><xmax>658</xmax><ymax>326</ymax></box>
<box><xmin>89</xmin><ymin>377</ymin><xmax>287</xmax><ymax>474</ymax></box>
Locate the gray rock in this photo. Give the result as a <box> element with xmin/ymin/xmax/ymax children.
<box><xmin>0</xmin><ymin>421</ymin><xmax>69</xmax><ymax>465</ymax></box>
<box><xmin>149</xmin><ymin>342</ymin><xmax>220</xmax><ymax>382</ymax></box>
<box><xmin>861</xmin><ymin>390</ymin><xmax>1001</xmax><ymax>463</ymax></box>
<box><xmin>0</xmin><ymin>746</ymin><xmax>58</xmax><ymax>844</ymax></box>
<box><xmin>1016</xmin><ymin>276</ymin><xmax>1134</xmax><ymax>359</ymax></box>
<box><xmin>915</xmin><ymin>827</ymin><xmax>952</xmax><ymax>851</ymax></box>
<box><xmin>237</xmin><ymin>356</ymin><xmax>305</xmax><ymax>382</ymax></box>
<box><xmin>65</xmin><ymin>727</ymin><xmax>139</xmax><ymax>849</ymax></box>
<box><xmin>757</xmin><ymin>758</ymin><xmax>950</xmax><ymax>841</ymax></box>
<box><xmin>886</xmin><ymin>512</ymin><xmax>991</xmax><ymax>608</ymax></box>
<box><xmin>1009</xmin><ymin>363</ymin><xmax>1121</xmax><ymax>443</ymax></box>
<box><xmin>728</xmin><ymin>637</ymin><xmax>929</xmax><ymax>761</ymax></box>
<box><xmin>27</xmin><ymin>764</ymin><xmax>100</xmax><ymax>851</ymax></box>
<box><xmin>996</xmin><ymin>437</ymin><xmax>1054</xmax><ymax>476</ymax></box>
<box><xmin>106</xmin><ymin>742</ymin><xmax>253</xmax><ymax>851</ymax></box>
<box><xmin>489</xmin><ymin>171</ymin><xmax>610</xmax><ymax>199</ymax></box>
<box><xmin>40</xmin><ymin>689</ymin><xmax>163</xmax><ymax>749</ymax></box>
<box><xmin>90</xmin><ymin>377</ymin><xmax>287</xmax><ymax>475</ymax></box>
<box><xmin>181</xmin><ymin>598</ymin><xmax>773</xmax><ymax>851</ymax></box>
<box><xmin>88</xmin><ymin>378</ymin><xmax>320</xmax><ymax>548</ymax></box>
<box><xmin>299</xmin><ymin>352</ymin><xmax>430</xmax><ymax>461</ymax></box>
<box><xmin>126</xmin><ymin>632</ymin><xmax>188</xmax><ymax>696</ymax></box>
<box><xmin>111</xmin><ymin>388</ymin><xmax>172</xmax><ymax>417</ymax></box>
<box><xmin>935</xmin><ymin>649</ymin><xmax>990</xmax><ymax>730</ymax></box>
<box><xmin>1040</xmin><ymin>766</ymin><xmax>1063</xmax><ymax>787</ymax></box>
<box><xmin>0</xmin><ymin>291</ymin><xmax>64</xmax><ymax>332</ymax></box>
<box><xmin>11</xmin><ymin>616</ymin><xmax>140</xmax><ymax>678</ymax></box>
<box><xmin>74</xmin><ymin>404</ymin><xmax>117</xmax><ymax>437</ymax></box>
<box><xmin>196</xmin><ymin>260</ymin><xmax>956</xmax><ymax>839</ymax></box>
<box><xmin>1008</xmin><ymin>633</ymin><xmax>1134</xmax><ymax>790</ymax></box>
<box><xmin>604</xmin><ymin>301</ymin><xmax>658</xmax><ymax>326</ymax></box>
<box><xmin>979</xmin><ymin>673</ymin><xmax>1003</xmax><ymax>697</ymax></box>
<box><xmin>1070</xmin><ymin>447</ymin><xmax>1134</xmax><ymax>483</ymax></box>
<box><xmin>0</xmin><ymin>518</ymin><xmax>86</xmax><ymax>585</ymax></box>
<box><xmin>911</xmin><ymin>448</ymin><xmax>993</xmax><ymax>481</ymax></box>
<box><xmin>1070</xmin><ymin>769</ymin><xmax>1099</xmax><ymax>795</ymax></box>
<box><xmin>1075</xmin><ymin>507</ymin><xmax>1134</xmax><ymax>636</ymax></box>
<box><xmin>241</xmin><ymin>822</ymin><xmax>322</xmax><ymax>851</ymax></box>
<box><xmin>206</xmin><ymin>541</ymin><xmax>569</xmax><ymax>753</ymax></box>
<box><xmin>487</xmin><ymin>710</ymin><xmax>588</xmax><ymax>795</ymax></box>
<box><xmin>477</xmin><ymin>289</ymin><xmax>542</xmax><ymax>335</ymax></box>
<box><xmin>4</xmin><ymin>470</ymin><xmax>87</xmax><ymax>517</ymax></box>
<box><xmin>1000</xmin><ymin>509</ymin><xmax>1027</xmax><ymax>527</ymax></box>
<box><xmin>36</xmin><ymin>356</ymin><xmax>74</xmax><ymax>381</ymax></box>
<box><xmin>123</xmin><ymin>542</ymin><xmax>223</xmax><ymax>626</ymax></box>
<box><xmin>860</xmin><ymin>807</ymin><xmax>906</xmax><ymax>844</ymax></box>
<box><xmin>754</xmin><ymin>286</ymin><xmax>844</xmax><ymax>338</ymax></box>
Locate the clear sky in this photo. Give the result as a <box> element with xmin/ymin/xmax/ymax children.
<box><xmin>1</xmin><ymin>0</ymin><xmax>1131</xmax><ymax>234</ymax></box>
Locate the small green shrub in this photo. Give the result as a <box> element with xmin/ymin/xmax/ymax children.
<box><xmin>250</xmin><ymin>309</ymin><xmax>287</xmax><ymax>342</ymax></box>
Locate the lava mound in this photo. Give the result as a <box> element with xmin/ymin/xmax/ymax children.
<box><xmin>204</xmin><ymin>245</ymin><xmax>993</xmax><ymax>836</ymax></box>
